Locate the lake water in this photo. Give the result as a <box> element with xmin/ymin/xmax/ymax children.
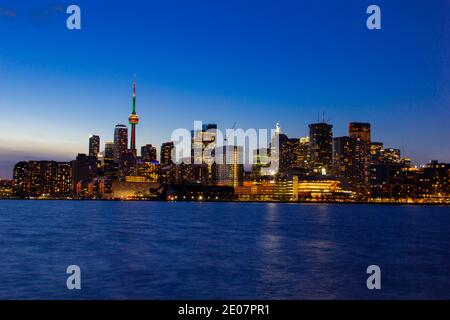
<box><xmin>0</xmin><ymin>200</ymin><xmax>449</xmax><ymax>299</ymax></box>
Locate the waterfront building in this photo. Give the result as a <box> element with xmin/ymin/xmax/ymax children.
<box><xmin>215</xmin><ymin>145</ymin><xmax>244</xmax><ymax>187</ymax></box>
<box><xmin>12</xmin><ymin>161</ymin><xmax>72</xmax><ymax>198</ymax></box>
<box><xmin>72</xmin><ymin>153</ymin><xmax>98</xmax><ymax>192</ymax></box>
<box><xmin>137</xmin><ymin>160</ymin><xmax>160</xmax><ymax>182</ymax></box>
<box><xmin>309</xmin><ymin>122</ymin><xmax>333</xmax><ymax>174</ymax></box>
<box><xmin>119</xmin><ymin>151</ymin><xmax>137</xmax><ymax>179</ymax></box>
<box><xmin>13</xmin><ymin>161</ymin><xmax>29</xmax><ymax>198</ymax></box>
<box><xmin>370</xmin><ymin>142</ymin><xmax>384</xmax><ymax>164</ymax></box>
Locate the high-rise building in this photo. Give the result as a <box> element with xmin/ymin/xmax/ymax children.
<box><xmin>279</xmin><ymin>137</ymin><xmax>310</xmax><ymax>174</ymax></box>
<box><xmin>28</xmin><ymin>161</ymin><xmax>42</xmax><ymax>197</ymax></box>
<box><xmin>160</xmin><ymin>141</ymin><xmax>175</xmax><ymax>166</ymax></box>
<box><xmin>333</xmin><ymin>136</ymin><xmax>357</xmax><ymax>191</ymax></box>
<box><xmin>382</xmin><ymin>148</ymin><xmax>401</xmax><ymax>164</ymax></box>
<box><xmin>297</xmin><ymin>137</ymin><xmax>310</xmax><ymax>170</ymax></box>
<box><xmin>12</xmin><ymin>161</ymin><xmax>72</xmax><ymax>198</ymax></box>
<box><xmin>104</xmin><ymin>142</ymin><xmax>114</xmax><ymax>162</ymax></box>
<box><xmin>309</xmin><ymin>122</ymin><xmax>333</xmax><ymax>174</ymax></box>
<box><xmin>72</xmin><ymin>154</ymin><xmax>97</xmax><ymax>191</ymax></box>
<box><xmin>113</xmin><ymin>124</ymin><xmax>128</xmax><ymax>162</ymax></box>
<box><xmin>191</xmin><ymin>123</ymin><xmax>217</xmax><ymax>165</ymax></box>
<box><xmin>128</xmin><ymin>80</ymin><xmax>139</xmax><ymax>156</ymax></box>
<box><xmin>348</xmin><ymin>122</ymin><xmax>371</xmax><ymax>197</ymax></box>
<box><xmin>370</xmin><ymin>142</ymin><xmax>384</xmax><ymax>164</ymax></box>
<box><xmin>141</xmin><ymin>144</ymin><xmax>157</xmax><ymax>162</ymax></box>
<box><xmin>349</xmin><ymin>122</ymin><xmax>371</xmax><ymax>144</ymax></box>
<box><xmin>215</xmin><ymin>145</ymin><xmax>244</xmax><ymax>187</ymax></box>
<box><xmin>13</xmin><ymin>161</ymin><xmax>29</xmax><ymax>198</ymax></box>
<box><xmin>89</xmin><ymin>135</ymin><xmax>100</xmax><ymax>158</ymax></box>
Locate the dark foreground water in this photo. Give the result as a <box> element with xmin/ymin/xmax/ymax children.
<box><xmin>0</xmin><ymin>201</ymin><xmax>449</xmax><ymax>299</ymax></box>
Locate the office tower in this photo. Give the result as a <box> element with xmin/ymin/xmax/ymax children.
<box><xmin>128</xmin><ymin>80</ymin><xmax>140</xmax><ymax>156</ymax></box>
<box><xmin>113</xmin><ymin>124</ymin><xmax>128</xmax><ymax>162</ymax></box>
<box><xmin>309</xmin><ymin>122</ymin><xmax>333</xmax><ymax>174</ymax></box>
<box><xmin>279</xmin><ymin>137</ymin><xmax>310</xmax><ymax>174</ymax></box>
<box><xmin>348</xmin><ymin>122</ymin><xmax>371</xmax><ymax>197</ymax></box>
<box><xmin>370</xmin><ymin>142</ymin><xmax>384</xmax><ymax>164</ymax></box>
<box><xmin>349</xmin><ymin>122</ymin><xmax>371</xmax><ymax>144</ymax></box>
<box><xmin>191</xmin><ymin>123</ymin><xmax>217</xmax><ymax>165</ymax></box>
<box><xmin>382</xmin><ymin>148</ymin><xmax>401</xmax><ymax>164</ymax></box>
<box><xmin>276</xmin><ymin>126</ymin><xmax>290</xmax><ymax>175</ymax></box>
<box><xmin>89</xmin><ymin>135</ymin><xmax>100</xmax><ymax>158</ymax></box>
<box><xmin>141</xmin><ymin>144</ymin><xmax>157</xmax><ymax>162</ymax></box>
<box><xmin>215</xmin><ymin>145</ymin><xmax>244</xmax><ymax>187</ymax></box>
<box><xmin>251</xmin><ymin>148</ymin><xmax>271</xmax><ymax>180</ymax></box>
<box><xmin>104</xmin><ymin>142</ymin><xmax>114</xmax><ymax>162</ymax></box>
<box><xmin>160</xmin><ymin>141</ymin><xmax>175</xmax><ymax>166</ymax></box>
<box><xmin>334</xmin><ymin>135</ymin><xmax>370</xmax><ymax>198</ymax></box>
<box><xmin>298</xmin><ymin>137</ymin><xmax>310</xmax><ymax>169</ymax></box>
<box><xmin>333</xmin><ymin>136</ymin><xmax>356</xmax><ymax>190</ymax></box>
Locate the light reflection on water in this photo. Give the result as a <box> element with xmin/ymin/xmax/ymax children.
<box><xmin>0</xmin><ymin>200</ymin><xmax>449</xmax><ymax>299</ymax></box>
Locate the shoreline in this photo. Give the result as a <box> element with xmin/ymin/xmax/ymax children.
<box><xmin>0</xmin><ymin>198</ymin><xmax>449</xmax><ymax>206</ymax></box>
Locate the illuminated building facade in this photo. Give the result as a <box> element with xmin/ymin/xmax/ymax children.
<box><xmin>160</xmin><ymin>142</ymin><xmax>174</xmax><ymax>166</ymax></box>
<box><xmin>191</xmin><ymin>123</ymin><xmax>217</xmax><ymax>184</ymax></box>
<box><xmin>215</xmin><ymin>145</ymin><xmax>244</xmax><ymax>187</ymax></box>
<box><xmin>12</xmin><ymin>161</ymin><xmax>72</xmax><ymax>198</ymax></box>
<box><xmin>309</xmin><ymin>122</ymin><xmax>333</xmax><ymax>174</ymax></box>
<box><xmin>113</xmin><ymin>124</ymin><xmax>128</xmax><ymax>163</ymax></box>
<box><xmin>89</xmin><ymin>135</ymin><xmax>100</xmax><ymax>158</ymax></box>
<box><xmin>141</xmin><ymin>144</ymin><xmax>157</xmax><ymax>162</ymax></box>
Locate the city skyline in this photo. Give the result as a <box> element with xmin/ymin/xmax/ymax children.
<box><xmin>1</xmin><ymin>0</ymin><xmax>450</xmax><ymax>179</ymax></box>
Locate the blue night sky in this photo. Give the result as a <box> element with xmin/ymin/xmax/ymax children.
<box><xmin>0</xmin><ymin>0</ymin><xmax>449</xmax><ymax>178</ymax></box>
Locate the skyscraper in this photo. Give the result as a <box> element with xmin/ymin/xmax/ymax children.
<box><xmin>104</xmin><ymin>142</ymin><xmax>114</xmax><ymax>162</ymax></box>
<box><xmin>215</xmin><ymin>145</ymin><xmax>244</xmax><ymax>187</ymax></box>
<box><xmin>333</xmin><ymin>136</ymin><xmax>356</xmax><ymax>190</ymax></box>
<box><xmin>128</xmin><ymin>80</ymin><xmax>139</xmax><ymax>156</ymax></box>
<box><xmin>309</xmin><ymin>122</ymin><xmax>333</xmax><ymax>174</ymax></box>
<box><xmin>191</xmin><ymin>123</ymin><xmax>217</xmax><ymax>165</ymax></box>
<box><xmin>160</xmin><ymin>142</ymin><xmax>175</xmax><ymax>166</ymax></box>
<box><xmin>13</xmin><ymin>162</ymin><xmax>29</xmax><ymax>198</ymax></box>
<box><xmin>89</xmin><ymin>135</ymin><xmax>100</xmax><ymax>158</ymax></box>
<box><xmin>113</xmin><ymin>124</ymin><xmax>128</xmax><ymax>163</ymax></box>
<box><xmin>141</xmin><ymin>144</ymin><xmax>157</xmax><ymax>162</ymax></box>
<box><xmin>349</xmin><ymin>122</ymin><xmax>371</xmax><ymax>197</ymax></box>
<box><xmin>349</xmin><ymin>122</ymin><xmax>371</xmax><ymax>144</ymax></box>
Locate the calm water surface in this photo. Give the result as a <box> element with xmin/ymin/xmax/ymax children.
<box><xmin>0</xmin><ymin>200</ymin><xmax>449</xmax><ymax>299</ymax></box>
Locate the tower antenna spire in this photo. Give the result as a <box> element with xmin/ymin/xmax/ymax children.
<box><xmin>128</xmin><ymin>76</ymin><xmax>139</xmax><ymax>155</ymax></box>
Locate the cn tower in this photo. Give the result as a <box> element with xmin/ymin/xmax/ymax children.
<box><xmin>128</xmin><ymin>79</ymin><xmax>139</xmax><ymax>155</ymax></box>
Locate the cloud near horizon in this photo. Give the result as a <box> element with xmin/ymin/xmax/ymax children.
<box><xmin>0</xmin><ymin>138</ymin><xmax>82</xmax><ymax>179</ymax></box>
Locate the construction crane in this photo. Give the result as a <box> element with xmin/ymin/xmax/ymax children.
<box><xmin>224</xmin><ymin>121</ymin><xmax>237</xmax><ymax>145</ymax></box>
